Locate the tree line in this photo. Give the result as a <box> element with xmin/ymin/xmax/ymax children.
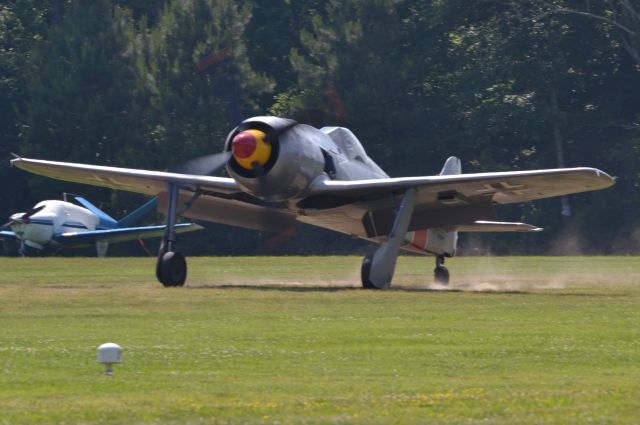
<box><xmin>1</xmin><ymin>0</ymin><xmax>639</xmax><ymax>256</ymax></box>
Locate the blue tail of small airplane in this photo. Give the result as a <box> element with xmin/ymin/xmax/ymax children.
<box><xmin>74</xmin><ymin>196</ymin><xmax>157</xmax><ymax>230</ymax></box>
<box><xmin>115</xmin><ymin>197</ymin><xmax>157</xmax><ymax>228</ymax></box>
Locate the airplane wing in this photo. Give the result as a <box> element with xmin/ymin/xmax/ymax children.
<box><xmin>300</xmin><ymin>168</ymin><xmax>613</xmax><ymax>237</ymax></box>
<box><xmin>11</xmin><ymin>157</ymin><xmax>240</xmax><ymax>195</ymax></box>
<box><xmin>53</xmin><ymin>223</ymin><xmax>203</xmax><ymax>246</ymax></box>
<box><xmin>0</xmin><ymin>230</ymin><xmax>17</xmax><ymax>241</ymax></box>
<box><xmin>305</xmin><ymin>167</ymin><xmax>615</xmax><ymax>206</ymax></box>
<box><xmin>12</xmin><ymin>157</ymin><xmax>614</xmax><ymax>238</ymax></box>
<box><xmin>11</xmin><ymin>157</ymin><xmax>296</xmax><ymax>234</ymax></box>
<box><xmin>13</xmin><ymin>157</ymin><xmax>613</xmax><ymax>203</ymax></box>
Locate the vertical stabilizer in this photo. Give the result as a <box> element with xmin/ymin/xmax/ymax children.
<box><xmin>436</xmin><ymin>156</ymin><xmax>461</xmax><ymax>258</ymax></box>
<box><xmin>440</xmin><ymin>156</ymin><xmax>461</xmax><ymax>175</ymax></box>
<box><xmin>116</xmin><ymin>197</ymin><xmax>158</xmax><ymax>228</ymax></box>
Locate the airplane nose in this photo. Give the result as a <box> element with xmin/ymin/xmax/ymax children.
<box><xmin>231</xmin><ymin>129</ymin><xmax>272</xmax><ymax>170</ymax></box>
<box><xmin>232</xmin><ymin>131</ymin><xmax>258</xmax><ymax>159</ymax></box>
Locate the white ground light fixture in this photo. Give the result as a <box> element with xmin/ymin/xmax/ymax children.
<box><xmin>97</xmin><ymin>343</ymin><xmax>122</xmax><ymax>376</ymax></box>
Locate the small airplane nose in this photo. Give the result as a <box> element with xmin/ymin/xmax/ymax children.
<box><xmin>231</xmin><ymin>129</ymin><xmax>272</xmax><ymax>170</ymax></box>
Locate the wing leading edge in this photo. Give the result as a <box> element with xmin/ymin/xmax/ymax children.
<box><xmin>11</xmin><ymin>157</ymin><xmax>240</xmax><ymax>195</ymax></box>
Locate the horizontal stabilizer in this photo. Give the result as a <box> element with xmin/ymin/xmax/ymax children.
<box><xmin>455</xmin><ymin>221</ymin><xmax>542</xmax><ymax>233</ymax></box>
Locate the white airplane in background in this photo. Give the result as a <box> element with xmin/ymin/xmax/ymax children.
<box><xmin>11</xmin><ymin>116</ymin><xmax>615</xmax><ymax>288</ymax></box>
<box><xmin>0</xmin><ymin>196</ymin><xmax>202</xmax><ymax>256</ymax></box>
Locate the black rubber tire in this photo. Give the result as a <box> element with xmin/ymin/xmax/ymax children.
<box><xmin>157</xmin><ymin>251</ymin><xmax>187</xmax><ymax>287</ymax></box>
<box><xmin>434</xmin><ymin>265</ymin><xmax>450</xmax><ymax>285</ymax></box>
<box><xmin>361</xmin><ymin>253</ymin><xmax>379</xmax><ymax>289</ymax></box>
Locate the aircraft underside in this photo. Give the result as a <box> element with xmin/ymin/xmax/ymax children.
<box><xmin>154</xmin><ymin>184</ymin><xmax>456</xmax><ymax>289</ymax></box>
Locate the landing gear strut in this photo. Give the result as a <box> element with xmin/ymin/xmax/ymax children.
<box><xmin>360</xmin><ymin>188</ymin><xmax>417</xmax><ymax>289</ymax></box>
<box><xmin>361</xmin><ymin>252</ymin><xmax>377</xmax><ymax>289</ymax></box>
<box><xmin>156</xmin><ymin>183</ymin><xmax>187</xmax><ymax>287</ymax></box>
<box><xmin>434</xmin><ymin>255</ymin><xmax>449</xmax><ymax>285</ymax></box>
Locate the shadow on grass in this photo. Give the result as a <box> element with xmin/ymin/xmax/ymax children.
<box><xmin>183</xmin><ymin>283</ymin><xmax>609</xmax><ymax>296</ymax></box>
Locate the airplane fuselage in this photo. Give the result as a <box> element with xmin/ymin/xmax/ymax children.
<box><xmin>11</xmin><ymin>200</ymin><xmax>99</xmax><ymax>248</ymax></box>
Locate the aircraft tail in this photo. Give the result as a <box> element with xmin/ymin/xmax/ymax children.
<box><xmin>404</xmin><ymin>156</ymin><xmax>462</xmax><ymax>258</ymax></box>
<box><xmin>74</xmin><ymin>197</ymin><xmax>118</xmax><ymax>229</ymax></box>
<box><xmin>116</xmin><ymin>197</ymin><xmax>158</xmax><ymax>228</ymax></box>
<box><xmin>439</xmin><ymin>156</ymin><xmax>461</xmax><ymax>175</ymax></box>
<box><xmin>403</xmin><ymin>229</ymin><xmax>458</xmax><ymax>257</ymax></box>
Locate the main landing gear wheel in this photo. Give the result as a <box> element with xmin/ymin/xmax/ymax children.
<box><xmin>434</xmin><ymin>255</ymin><xmax>449</xmax><ymax>285</ymax></box>
<box><xmin>361</xmin><ymin>253</ymin><xmax>378</xmax><ymax>289</ymax></box>
<box><xmin>157</xmin><ymin>251</ymin><xmax>187</xmax><ymax>287</ymax></box>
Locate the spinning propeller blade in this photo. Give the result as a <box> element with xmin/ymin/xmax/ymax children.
<box><xmin>24</xmin><ymin>204</ymin><xmax>46</xmax><ymax>218</ymax></box>
<box><xmin>171</xmin><ymin>151</ymin><xmax>231</xmax><ymax>176</ymax></box>
<box><xmin>261</xmin><ymin>120</ymin><xmax>297</xmax><ymax>143</ymax></box>
<box><xmin>3</xmin><ymin>204</ymin><xmax>46</xmax><ymax>228</ymax></box>
<box><xmin>21</xmin><ymin>205</ymin><xmax>46</xmax><ymax>224</ymax></box>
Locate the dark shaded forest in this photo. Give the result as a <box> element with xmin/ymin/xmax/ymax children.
<box><xmin>1</xmin><ymin>0</ymin><xmax>639</xmax><ymax>256</ymax></box>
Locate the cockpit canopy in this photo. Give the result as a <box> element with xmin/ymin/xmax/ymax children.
<box><xmin>320</xmin><ymin>127</ymin><xmax>368</xmax><ymax>163</ymax></box>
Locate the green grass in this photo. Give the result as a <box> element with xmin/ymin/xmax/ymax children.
<box><xmin>1</xmin><ymin>256</ymin><xmax>640</xmax><ymax>424</ymax></box>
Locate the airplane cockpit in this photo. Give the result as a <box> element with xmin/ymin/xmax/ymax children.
<box><xmin>320</xmin><ymin>127</ymin><xmax>388</xmax><ymax>178</ymax></box>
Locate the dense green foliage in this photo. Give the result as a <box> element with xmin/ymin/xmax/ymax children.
<box><xmin>1</xmin><ymin>0</ymin><xmax>639</xmax><ymax>255</ymax></box>
<box><xmin>2</xmin><ymin>256</ymin><xmax>640</xmax><ymax>423</ymax></box>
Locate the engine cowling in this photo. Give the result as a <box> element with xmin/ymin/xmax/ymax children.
<box><xmin>225</xmin><ymin>116</ymin><xmax>326</xmax><ymax>201</ymax></box>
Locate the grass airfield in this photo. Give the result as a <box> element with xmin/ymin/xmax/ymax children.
<box><xmin>1</xmin><ymin>256</ymin><xmax>640</xmax><ymax>424</ymax></box>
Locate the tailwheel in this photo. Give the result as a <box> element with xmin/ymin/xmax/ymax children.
<box><xmin>157</xmin><ymin>251</ymin><xmax>187</xmax><ymax>287</ymax></box>
<box><xmin>434</xmin><ymin>255</ymin><xmax>449</xmax><ymax>285</ymax></box>
<box><xmin>361</xmin><ymin>252</ymin><xmax>378</xmax><ymax>289</ymax></box>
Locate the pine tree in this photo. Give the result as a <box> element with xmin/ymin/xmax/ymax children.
<box><xmin>143</xmin><ymin>0</ymin><xmax>274</xmax><ymax>167</ymax></box>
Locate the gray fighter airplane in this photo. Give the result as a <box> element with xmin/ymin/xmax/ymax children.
<box><xmin>11</xmin><ymin>116</ymin><xmax>614</xmax><ymax>288</ymax></box>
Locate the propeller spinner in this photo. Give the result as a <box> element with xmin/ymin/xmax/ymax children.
<box><xmin>231</xmin><ymin>129</ymin><xmax>272</xmax><ymax>170</ymax></box>
<box><xmin>4</xmin><ymin>205</ymin><xmax>46</xmax><ymax>228</ymax></box>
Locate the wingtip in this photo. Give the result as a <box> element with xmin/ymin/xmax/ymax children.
<box><xmin>9</xmin><ymin>153</ymin><xmax>21</xmax><ymax>166</ymax></box>
<box><xmin>594</xmin><ymin>168</ymin><xmax>615</xmax><ymax>184</ymax></box>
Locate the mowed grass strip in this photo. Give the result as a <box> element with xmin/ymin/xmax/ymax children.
<box><xmin>1</xmin><ymin>256</ymin><xmax>640</xmax><ymax>424</ymax></box>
